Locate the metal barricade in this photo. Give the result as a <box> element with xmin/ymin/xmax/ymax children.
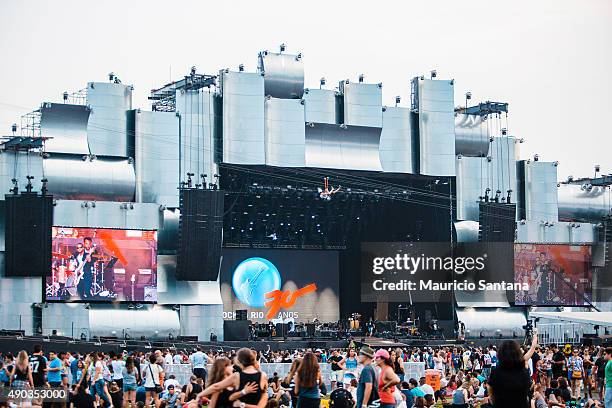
<box><xmin>537</xmin><ymin>323</ymin><xmax>584</xmax><ymax>345</ymax></box>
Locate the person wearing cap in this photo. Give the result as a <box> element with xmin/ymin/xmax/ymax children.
<box><xmin>375</xmin><ymin>349</ymin><xmax>400</xmax><ymax>408</ymax></box>
<box><xmin>356</xmin><ymin>346</ymin><xmax>376</xmax><ymax>408</ymax></box>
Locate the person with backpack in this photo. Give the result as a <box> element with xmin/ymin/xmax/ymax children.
<box><xmin>356</xmin><ymin>346</ymin><xmax>377</xmax><ymax>408</ymax></box>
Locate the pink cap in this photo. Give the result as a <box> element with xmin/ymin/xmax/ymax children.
<box><xmin>374</xmin><ymin>349</ymin><xmax>390</xmax><ymax>359</ymax></box>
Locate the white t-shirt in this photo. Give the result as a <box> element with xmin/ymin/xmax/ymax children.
<box><xmin>144</xmin><ymin>363</ymin><xmax>164</xmax><ymax>388</ymax></box>
<box><xmin>111</xmin><ymin>360</ymin><xmax>125</xmax><ymax>380</ymax></box>
<box><xmin>165</xmin><ymin>354</ymin><xmax>173</xmax><ymax>366</ymax></box>
<box><xmin>94</xmin><ymin>360</ymin><xmax>105</xmax><ymax>382</ymax></box>
<box><xmin>173</xmin><ymin>355</ymin><xmax>182</xmax><ymax>364</ymax></box>
<box><xmin>420</xmin><ymin>384</ymin><xmax>435</xmax><ymax>396</ymax></box>
<box><xmin>164</xmin><ymin>378</ymin><xmax>180</xmax><ymax>390</ymax></box>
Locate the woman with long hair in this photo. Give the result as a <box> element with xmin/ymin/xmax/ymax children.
<box><xmin>391</xmin><ymin>350</ymin><xmax>405</xmax><ymax>382</ymax></box>
<box><xmin>198</xmin><ymin>348</ymin><xmax>269</xmax><ymax>408</ymax></box>
<box><xmin>487</xmin><ymin>340</ymin><xmax>532</xmax><ymax>408</ymax></box>
<box><xmin>295</xmin><ymin>352</ymin><xmax>321</xmax><ymax>408</ymax></box>
<box><xmin>375</xmin><ymin>349</ymin><xmax>400</xmax><ymax>408</ymax></box>
<box><xmin>451</xmin><ymin>379</ymin><xmax>469</xmax><ymax>408</ymax></box>
<box><xmin>281</xmin><ymin>357</ymin><xmax>301</xmax><ymax>408</ymax></box>
<box><xmin>122</xmin><ymin>356</ymin><xmax>140</xmax><ymax>407</ymax></box>
<box><xmin>9</xmin><ymin>350</ymin><xmax>34</xmax><ymax>388</ymax></box>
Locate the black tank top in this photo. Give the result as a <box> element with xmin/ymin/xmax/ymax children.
<box><xmin>14</xmin><ymin>365</ymin><xmax>28</xmax><ymax>381</ymax></box>
<box><xmin>216</xmin><ymin>388</ymin><xmax>234</xmax><ymax>408</ymax></box>
<box><xmin>239</xmin><ymin>371</ymin><xmax>262</xmax><ymax>405</ymax></box>
<box><xmin>189</xmin><ymin>382</ymin><xmax>203</xmax><ymax>401</ymax></box>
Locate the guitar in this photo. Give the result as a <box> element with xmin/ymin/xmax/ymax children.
<box><xmin>73</xmin><ymin>256</ymin><xmax>86</xmax><ymax>286</ymax></box>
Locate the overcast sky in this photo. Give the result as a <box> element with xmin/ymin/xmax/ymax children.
<box><xmin>0</xmin><ymin>0</ymin><xmax>610</xmax><ymax>180</ymax></box>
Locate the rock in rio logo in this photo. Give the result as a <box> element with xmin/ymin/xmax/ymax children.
<box><xmin>231</xmin><ymin>257</ymin><xmax>317</xmax><ymax>319</ymax></box>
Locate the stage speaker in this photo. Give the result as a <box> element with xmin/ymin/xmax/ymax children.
<box><xmin>224</xmin><ymin>320</ymin><xmax>250</xmax><ymax>341</ymax></box>
<box><xmin>176</xmin><ymin>188</ymin><xmax>224</xmax><ymax>281</ymax></box>
<box><xmin>236</xmin><ymin>309</ymin><xmax>248</xmax><ymax>321</ymax></box>
<box><xmin>306</xmin><ymin>324</ymin><xmax>316</xmax><ymax>337</ymax></box>
<box><xmin>478</xmin><ymin>202</ymin><xmax>516</xmax><ymax>242</ymax></box>
<box><xmin>5</xmin><ymin>193</ymin><xmax>53</xmax><ymax>277</ymax></box>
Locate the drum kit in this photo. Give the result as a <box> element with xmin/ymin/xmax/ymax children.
<box><xmin>46</xmin><ymin>250</ymin><xmax>116</xmax><ymax>299</ymax></box>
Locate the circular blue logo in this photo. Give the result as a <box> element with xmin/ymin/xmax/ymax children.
<box><xmin>232</xmin><ymin>257</ymin><xmax>281</xmax><ymax>308</ymax></box>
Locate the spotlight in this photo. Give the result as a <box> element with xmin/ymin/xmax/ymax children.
<box><xmin>238</xmin><ymin>64</ymin><xmax>244</xmax><ymax>72</ymax></box>
<box><xmin>63</xmin><ymin>91</ymin><xmax>68</xmax><ymax>102</ymax></box>
<box><xmin>11</xmin><ymin>123</ymin><xmax>17</xmax><ymax>135</ymax></box>
<box><xmin>501</xmin><ymin>128</ymin><xmax>507</xmax><ymax>136</ymax></box>
<box><xmin>319</xmin><ymin>77</ymin><xmax>326</xmax><ymax>88</ymax></box>
<box><xmin>190</xmin><ymin>66</ymin><xmax>196</xmax><ymax>76</ymax></box>
<box><xmin>466</xmin><ymin>91</ymin><xmax>472</xmax><ymax>100</ymax></box>
<box><xmin>108</xmin><ymin>72</ymin><xmax>115</xmax><ymax>82</ymax></box>
<box><xmin>430</xmin><ymin>70</ymin><xmax>437</xmax><ymax>79</ymax></box>
<box><xmin>279</xmin><ymin>43</ymin><xmax>286</xmax><ymax>53</ymax></box>
<box><xmin>358</xmin><ymin>74</ymin><xmax>364</xmax><ymax>83</ymax></box>
<box><xmin>80</xmin><ymin>333</ymin><xmax>87</xmax><ymax>341</ymax></box>
<box><xmin>534</xmin><ymin>154</ymin><xmax>539</xmax><ymax>161</ymax></box>
<box><xmin>595</xmin><ymin>165</ymin><xmax>601</xmax><ymax>176</ymax></box>
<box><xmin>395</xmin><ymin>96</ymin><xmax>401</xmax><ymax>106</ymax></box>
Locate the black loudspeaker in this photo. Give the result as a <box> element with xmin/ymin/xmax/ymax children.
<box><xmin>5</xmin><ymin>193</ymin><xmax>53</xmax><ymax>277</ymax></box>
<box><xmin>224</xmin><ymin>320</ymin><xmax>250</xmax><ymax>341</ymax></box>
<box><xmin>478</xmin><ymin>202</ymin><xmax>516</xmax><ymax>242</ymax></box>
<box><xmin>306</xmin><ymin>324</ymin><xmax>316</xmax><ymax>337</ymax></box>
<box><xmin>176</xmin><ymin>188</ymin><xmax>224</xmax><ymax>281</ymax></box>
<box><xmin>236</xmin><ymin>309</ymin><xmax>248</xmax><ymax>321</ymax></box>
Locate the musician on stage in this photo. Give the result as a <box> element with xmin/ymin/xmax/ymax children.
<box><xmin>76</xmin><ymin>237</ymin><xmax>95</xmax><ymax>299</ymax></box>
<box><xmin>535</xmin><ymin>252</ymin><xmax>551</xmax><ymax>304</ymax></box>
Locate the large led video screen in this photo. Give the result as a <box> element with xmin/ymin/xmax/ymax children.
<box><xmin>514</xmin><ymin>244</ymin><xmax>592</xmax><ymax>306</ymax></box>
<box><xmin>220</xmin><ymin>248</ymin><xmax>339</xmax><ymax>323</ymax></box>
<box><xmin>46</xmin><ymin>227</ymin><xmax>158</xmax><ymax>302</ymax></box>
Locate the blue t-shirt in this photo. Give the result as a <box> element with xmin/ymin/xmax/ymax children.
<box><xmin>48</xmin><ymin>357</ymin><xmax>62</xmax><ymax>383</ymax></box>
<box><xmin>346</xmin><ymin>357</ymin><xmax>358</xmax><ymax>370</ymax></box>
<box><xmin>356</xmin><ymin>364</ymin><xmax>376</xmax><ymax>408</ymax></box>
<box><xmin>401</xmin><ymin>389</ymin><xmax>414</xmax><ymax>408</ymax></box>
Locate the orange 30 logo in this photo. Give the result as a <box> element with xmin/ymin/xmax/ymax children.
<box><xmin>264</xmin><ymin>283</ymin><xmax>317</xmax><ymax>319</ymax></box>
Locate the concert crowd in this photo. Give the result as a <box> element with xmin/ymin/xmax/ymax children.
<box><xmin>1</xmin><ymin>335</ymin><xmax>612</xmax><ymax>408</ymax></box>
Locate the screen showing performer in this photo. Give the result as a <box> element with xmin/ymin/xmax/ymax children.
<box><xmin>46</xmin><ymin>227</ymin><xmax>158</xmax><ymax>302</ymax></box>
<box><xmin>514</xmin><ymin>244</ymin><xmax>592</xmax><ymax>306</ymax></box>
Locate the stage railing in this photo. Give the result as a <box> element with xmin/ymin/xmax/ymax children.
<box><xmin>537</xmin><ymin>322</ymin><xmax>584</xmax><ymax>345</ymax></box>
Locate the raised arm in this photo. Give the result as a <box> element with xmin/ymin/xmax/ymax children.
<box><xmin>523</xmin><ymin>328</ymin><xmax>539</xmax><ymax>363</ymax></box>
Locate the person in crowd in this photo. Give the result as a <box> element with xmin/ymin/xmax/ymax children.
<box><xmin>190</xmin><ymin>346</ymin><xmax>213</xmax><ymax>385</ymax></box>
<box><xmin>142</xmin><ymin>353</ymin><xmax>165</xmax><ymax>408</ymax></box>
<box><xmin>29</xmin><ymin>344</ymin><xmax>47</xmax><ymax>389</ymax></box>
<box><xmin>47</xmin><ymin>350</ymin><xmax>63</xmax><ymax>387</ymax></box>
<box><xmin>356</xmin><ymin>346</ymin><xmax>377</xmax><ymax>408</ymax></box>
<box><xmin>71</xmin><ymin>380</ymin><xmax>97</xmax><ymax>408</ymax></box>
<box><xmin>109</xmin><ymin>381</ymin><xmax>123</xmax><ymax>408</ymax></box>
<box><xmin>182</xmin><ymin>375</ymin><xmax>203</xmax><ymax>405</ymax></box>
<box><xmin>0</xmin><ymin>353</ymin><xmax>14</xmax><ymax>387</ymax></box>
<box><xmin>567</xmin><ymin>347</ymin><xmax>585</xmax><ymax>398</ymax></box>
<box><xmin>584</xmin><ymin>348</ymin><xmax>594</xmax><ymax>399</ymax></box>
<box><xmin>281</xmin><ymin>358</ymin><xmax>301</xmax><ymax>408</ymax></box>
<box><xmin>451</xmin><ymin>379</ymin><xmax>469</xmax><ymax>408</ymax></box>
<box><xmin>9</xmin><ymin>350</ymin><xmax>34</xmax><ymax>388</ymax></box>
<box><xmin>392</xmin><ymin>349</ymin><xmax>405</xmax><ymax>382</ymax></box>
<box><xmin>198</xmin><ymin>348</ymin><xmax>269</xmax><ymax>408</ymax></box>
<box><xmin>122</xmin><ymin>355</ymin><xmax>140</xmax><ymax>408</ymax></box>
<box><xmin>557</xmin><ymin>377</ymin><xmax>572</xmax><ymax>403</ymax></box>
<box><xmin>295</xmin><ymin>352</ymin><xmax>322</xmax><ymax>408</ymax></box>
<box><xmin>329</xmin><ymin>349</ymin><xmax>345</xmax><ymax>391</ymax></box>
<box><xmin>604</xmin><ymin>347</ymin><xmax>612</xmax><ymax>408</ymax></box>
<box><xmin>551</xmin><ymin>344</ymin><xmax>566</xmax><ymax>380</ymax></box>
<box><xmin>375</xmin><ymin>349</ymin><xmax>401</xmax><ymax>408</ymax></box>
<box><xmin>487</xmin><ymin>340</ymin><xmax>533</xmax><ymax>408</ymax></box>
<box><xmin>344</xmin><ymin>349</ymin><xmax>359</xmax><ymax>382</ymax></box>
<box><xmin>110</xmin><ymin>351</ymin><xmax>125</xmax><ymax>390</ymax></box>
<box><xmin>160</xmin><ymin>384</ymin><xmax>181</xmax><ymax>408</ymax></box>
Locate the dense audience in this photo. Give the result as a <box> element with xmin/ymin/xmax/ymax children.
<box><xmin>1</xmin><ymin>335</ymin><xmax>611</xmax><ymax>408</ymax></box>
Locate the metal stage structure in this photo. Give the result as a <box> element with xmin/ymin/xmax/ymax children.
<box><xmin>0</xmin><ymin>44</ymin><xmax>610</xmax><ymax>343</ymax></box>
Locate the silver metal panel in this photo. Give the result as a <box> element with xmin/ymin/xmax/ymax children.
<box><xmin>558</xmin><ymin>183</ymin><xmax>612</xmax><ymax>222</ymax></box>
<box><xmin>454</xmin><ymin>220</ymin><xmax>479</xmax><ymax>243</ymax></box>
<box><xmin>40</xmin><ymin>103</ymin><xmax>91</xmax><ymax>154</ymax></box>
<box><xmin>86</xmin><ymin>82</ymin><xmax>132</xmax><ymax>157</ymax></box>
<box><xmin>456</xmin><ymin>308</ymin><xmax>526</xmax><ymax>337</ymax></box>
<box><xmin>89</xmin><ymin>305</ymin><xmax>180</xmax><ymax>338</ymax></box>
<box><xmin>134</xmin><ymin>110</ymin><xmax>179</xmax><ymax>207</ymax></box>
<box><xmin>379</xmin><ymin>107</ymin><xmax>414</xmax><ymax>173</ymax></box>
<box><xmin>454</xmin><ymin>113</ymin><xmax>489</xmax><ymax>157</ymax></box>
<box><xmin>455</xmin><ymin>136</ymin><xmax>518</xmax><ymax>221</ymax></box>
<box><xmin>54</xmin><ymin>200</ymin><xmax>161</xmax><ymax>230</ymax></box>
<box><xmin>456</xmin><ymin>156</ymin><xmax>483</xmax><ymax>221</ymax></box>
<box><xmin>175</xmin><ymin>88</ymin><xmax>217</xmax><ymax>184</ymax></box>
<box><xmin>258</xmin><ymin>51</ymin><xmax>304</xmax><ymax>99</ymax></box>
<box><xmin>303</xmin><ymin>88</ymin><xmax>337</xmax><ymax>125</ymax></box>
<box><xmin>42</xmin><ymin>303</ymin><xmax>90</xmax><ymax>337</ymax></box>
<box><xmin>516</xmin><ymin>220</ymin><xmax>597</xmax><ymax>244</ymax></box>
<box><xmin>0</xmin><ymin>252</ymin><xmax>42</xmax><ymax>335</ymax></box>
<box><xmin>157</xmin><ymin>255</ymin><xmax>223</xmax><ymax>305</ymax></box>
<box><xmin>417</xmin><ymin>79</ymin><xmax>455</xmax><ymax>176</ymax></box>
<box><xmin>0</xmin><ymin>151</ymin><xmax>43</xmax><ymax>198</ymax></box>
<box><xmin>340</xmin><ymin>81</ymin><xmax>383</xmax><ymax>128</ymax></box>
<box><xmin>264</xmin><ymin>97</ymin><xmax>305</xmax><ymax>167</ymax></box>
<box><xmin>221</xmin><ymin>71</ymin><xmax>265</xmax><ymax>164</ymax></box>
<box><xmin>44</xmin><ymin>154</ymin><xmax>135</xmax><ymax>201</ymax></box>
<box><xmin>523</xmin><ymin>161</ymin><xmax>558</xmax><ymax>222</ymax></box>
<box><xmin>180</xmin><ymin>304</ymin><xmax>225</xmax><ymax>341</ymax></box>
<box><xmin>305</xmin><ymin>123</ymin><xmax>382</xmax><ymax>171</ymax></box>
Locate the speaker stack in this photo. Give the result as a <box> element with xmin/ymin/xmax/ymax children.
<box><xmin>5</xmin><ymin>192</ymin><xmax>53</xmax><ymax>277</ymax></box>
<box><xmin>176</xmin><ymin>188</ymin><xmax>224</xmax><ymax>281</ymax></box>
